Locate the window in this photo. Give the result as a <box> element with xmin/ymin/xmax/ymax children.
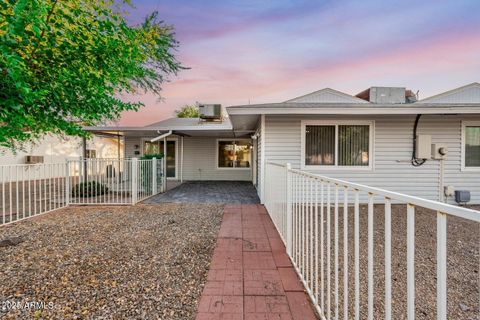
<box><xmin>144</xmin><ymin>141</ymin><xmax>160</xmax><ymax>155</ymax></box>
<box><xmin>463</xmin><ymin>122</ymin><xmax>480</xmax><ymax>169</ymax></box>
<box><xmin>217</xmin><ymin>140</ymin><xmax>251</xmax><ymax>169</ymax></box>
<box><xmin>85</xmin><ymin>149</ymin><xmax>96</xmax><ymax>158</ymax></box>
<box><xmin>302</xmin><ymin>121</ymin><xmax>373</xmax><ymax>169</ymax></box>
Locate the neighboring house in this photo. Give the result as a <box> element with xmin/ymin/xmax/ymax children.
<box><xmin>85</xmin><ymin>83</ymin><xmax>480</xmax><ymax>204</ymax></box>
<box><xmin>0</xmin><ymin>134</ymin><xmax>123</xmax><ymax>165</ymax></box>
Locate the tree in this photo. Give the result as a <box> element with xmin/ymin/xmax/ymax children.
<box><xmin>0</xmin><ymin>0</ymin><xmax>182</xmax><ymax>149</ymax></box>
<box><xmin>175</xmin><ymin>105</ymin><xmax>199</xmax><ymax>118</ymax></box>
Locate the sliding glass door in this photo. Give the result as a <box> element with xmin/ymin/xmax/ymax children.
<box><xmin>143</xmin><ymin>140</ymin><xmax>176</xmax><ymax>178</ymax></box>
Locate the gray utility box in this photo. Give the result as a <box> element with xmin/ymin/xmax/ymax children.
<box><xmin>454</xmin><ymin>190</ymin><xmax>470</xmax><ymax>204</ymax></box>
<box><xmin>415</xmin><ymin>135</ymin><xmax>431</xmax><ymax>159</ymax></box>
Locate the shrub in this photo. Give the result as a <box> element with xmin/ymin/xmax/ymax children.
<box><xmin>71</xmin><ymin>181</ymin><xmax>108</xmax><ymax>197</ymax></box>
<box><xmin>140</xmin><ymin>153</ymin><xmax>164</xmax><ymax>160</ymax></box>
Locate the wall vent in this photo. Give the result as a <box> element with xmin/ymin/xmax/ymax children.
<box><xmin>25</xmin><ymin>155</ymin><xmax>44</xmax><ymax>164</ymax></box>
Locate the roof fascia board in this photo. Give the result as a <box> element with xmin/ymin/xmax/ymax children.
<box><xmin>83</xmin><ymin>126</ymin><xmax>153</xmax><ymax>131</ymax></box>
<box><xmin>227</xmin><ymin>106</ymin><xmax>480</xmax><ymax>115</ymax></box>
<box><xmin>84</xmin><ymin>125</ymin><xmax>233</xmax><ymax>132</ymax></box>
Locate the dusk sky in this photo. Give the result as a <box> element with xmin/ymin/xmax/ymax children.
<box><xmin>119</xmin><ymin>0</ymin><xmax>480</xmax><ymax>126</ymax></box>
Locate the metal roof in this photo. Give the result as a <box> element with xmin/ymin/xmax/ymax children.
<box><xmin>285</xmin><ymin>88</ymin><xmax>369</xmax><ymax>104</ymax></box>
<box><xmin>144</xmin><ymin>117</ymin><xmax>233</xmax><ymax>130</ymax></box>
<box><xmin>417</xmin><ymin>82</ymin><xmax>480</xmax><ymax>103</ymax></box>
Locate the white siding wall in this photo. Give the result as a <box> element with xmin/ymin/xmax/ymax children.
<box><xmin>124</xmin><ymin>136</ymin><xmax>143</xmax><ymax>158</ymax></box>
<box><xmin>263</xmin><ymin>114</ymin><xmax>480</xmax><ymax>204</ymax></box>
<box><xmin>182</xmin><ymin>137</ymin><xmax>252</xmax><ymax>181</ymax></box>
<box><xmin>124</xmin><ymin>136</ymin><xmax>252</xmax><ymax>181</ymax></box>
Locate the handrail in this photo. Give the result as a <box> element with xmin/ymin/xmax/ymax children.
<box><xmin>264</xmin><ymin>160</ymin><xmax>480</xmax><ymax>320</ymax></box>
<box><xmin>266</xmin><ymin>161</ymin><xmax>479</xmax><ymax>222</ymax></box>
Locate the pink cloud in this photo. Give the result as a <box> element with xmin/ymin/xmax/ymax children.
<box><xmin>118</xmin><ymin>29</ymin><xmax>480</xmax><ymax>126</ymax></box>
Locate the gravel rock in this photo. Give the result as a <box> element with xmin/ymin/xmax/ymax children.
<box><xmin>320</xmin><ymin>204</ymin><xmax>480</xmax><ymax>320</ymax></box>
<box><xmin>0</xmin><ymin>204</ymin><xmax>223</xmax><ymax>319</ymax></box>
<box><xmin>459</xmin><ymin>303</ymin><xmax>470</xmax><ymax>312</ymax></box>
<box><xmin>0</xmin><ymin>236</ymin><xmax>23</xmax><ymax>247</ymax></box>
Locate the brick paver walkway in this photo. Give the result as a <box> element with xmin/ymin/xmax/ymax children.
<box><xmin>196</xmin><ymin>204</ymin><xmax>318</xmax><ymax>320</ymax></box>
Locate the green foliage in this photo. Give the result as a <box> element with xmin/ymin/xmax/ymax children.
<box><xmin>0</xmin><ymin>0</ymin><xmax>182</xmax><ymax>149</ymax></box>
<box><xmin>175</xmin><ymin>105</ymin><xmax>199</xmax><ymax>118</ymax></box>
<box><xmin>71</xmin><ymin>181</ymin><xmax>108</xmax><ymax>197</ymax></box>
<box><xmin>140</xmin><ymin>153</ymin><xmax>163</xmax><ymax>159</ymax></box>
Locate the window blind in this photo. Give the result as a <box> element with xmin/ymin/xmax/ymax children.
<box><xmin>338</xmin><ymin>125</ymin><xmax>369</xmax><ymax>166</ymax></box>
<box><xmin>305</xmin><ymin>125</ymin><xmax>335</xmax><ymax>165</ymax></box>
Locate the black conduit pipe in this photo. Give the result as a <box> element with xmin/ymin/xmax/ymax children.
<box><xmin>411</xmin><ymin>114</ymin><xmax>427</xmax><ymax>167</ymax></box>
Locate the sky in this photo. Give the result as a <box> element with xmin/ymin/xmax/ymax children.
<box><xmin>118</xmin><ymin>0</ymin><xmax>480</xmax><ymax>126</ymax></box>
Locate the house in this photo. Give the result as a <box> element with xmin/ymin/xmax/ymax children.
<box><xmin>0</xmin><ymin>134</ymin><xmax>123</xmax><ymax>165</ymax></box>
<box><xmin>84</xmin><ymin>82</ymin><xmax>480</xmax><ymax>204</ymax></box>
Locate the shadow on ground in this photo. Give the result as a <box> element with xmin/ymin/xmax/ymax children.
<box><xmin>143</xmin><ymin>181</ymin><xmax>260</xmax><ymax>204</ymax></box>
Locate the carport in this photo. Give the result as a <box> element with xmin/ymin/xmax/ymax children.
<box><xmin>143</xmin><ymin>181</ymin><xmax>260</xmax><ymax>204</ymax></box>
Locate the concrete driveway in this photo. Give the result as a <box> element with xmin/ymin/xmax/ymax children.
<box><xmin>143</xmin><ymin>181</ymin><xmax>261</xmax><ymax>204</ymax></box>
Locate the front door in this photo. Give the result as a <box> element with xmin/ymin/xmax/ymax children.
<box><xmin>161</xmin><ymin>141</ymin><xmax>176</xmax><ymax>178</ymax></box>
<box><xmin>144</xmin><ymin>139</ymin><xmax>177</xmax><ymax>179</ymax></box>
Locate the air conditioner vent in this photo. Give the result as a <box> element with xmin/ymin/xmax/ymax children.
<box><xmin>199</xmin><ymin>104</ymin><xmax>222</xmax><ymax>120</ymax></box>
<box><xmin>25</xmin><ymin>155</ymin><xmax>44</xmax><ymax>164</ymax></box>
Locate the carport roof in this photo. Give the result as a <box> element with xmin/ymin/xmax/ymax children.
<box><xmin>84</xmin><ymin>117</ymin><xmax>254</xmax><ymax>138</ymax></box>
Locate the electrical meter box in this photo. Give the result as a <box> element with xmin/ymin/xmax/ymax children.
<box><xmin>431</xmin><ymin>143</ymin><xmax>448</xmax><ymax>160</ymax></box>
<box><xmin>415</xmin><ymin>135</ymin><xmax>431</xmax><ymax>159</ymax></box>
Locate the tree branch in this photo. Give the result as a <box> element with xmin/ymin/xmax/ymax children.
<box><xmin>26</xmin><ymin>0</ymin><xmax>59</xmax><ymax>65</ymax></box>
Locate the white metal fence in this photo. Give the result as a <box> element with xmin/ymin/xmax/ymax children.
<box><xmin>0</xmin><ymin>163</ymin><xmax>68</xmax><ymax>225</ymax></box>
<box><xmin>264</xmin><ymin>161</ymin><xmax>480</xmax><ymax>320</ymax></box>
<box><xmin>1</xmin><ymin>158</ymin><xmax>165</xmax><ymax>225</ymax></box>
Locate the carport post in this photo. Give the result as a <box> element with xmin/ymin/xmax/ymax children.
<box><xmin>163</xmin><ymin>137</ymin><xmax>167</xmax><ymax>192</ymax></box>
<box><xmin>65</xmin><ymin>160</ymin><xmax>70</xmax><ymax>206</ymax></box>
<box><xmin>180</xmin><ymin>136</ymin><xmax>184</xmax><ymax>183</ymax></box>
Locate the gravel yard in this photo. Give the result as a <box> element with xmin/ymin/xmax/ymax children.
<box><xmin>321</xmin><ymin>204</ymin><xmax>480</xmax><ymax>320</ymax></box>
<box><xmin>0</xmin><ymin>204</ymin><xmax>223</xmax><ymax>319</ymax></box>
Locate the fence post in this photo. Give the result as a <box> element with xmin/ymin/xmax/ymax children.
<box><xmin>286</xmin><ymin>163</ymin><xmax>293</xmax><ymax>256</ymax></box>
<box><xmin>152</xmin><ymin>158</ymin><xmax>157</xmax><ymax>195</ymax></box>
<box><xmin>65</xmin><ymin>160</ymin><xmax>70</xmax><ymax>206</ymax></box>
<box><xmin>131</xmin><ymin>158</ymin><xmax>138</xmax><ymax>204</ymax></box>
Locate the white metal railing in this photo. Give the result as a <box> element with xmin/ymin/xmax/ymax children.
<box><xmin>0</xmin><ymin>163</ymin><xmax>68</xmax><ymax>225</ymax></box>
<box><xmin>264</xmin><ymin>161</ymin><xmax>480</xmax><ymax>320</ymax></box>
<box><xmin>1</xmin><ymin>158</ymin><xmax>165</xmax><ymax>225</ymax></box>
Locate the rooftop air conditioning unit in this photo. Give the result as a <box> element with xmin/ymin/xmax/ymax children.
<box><xmin>199</xmin><ymin>104</ymin><xmax>222</xmax><ymax>120</ymax></box>
<box><xmin>25</xmin><ymin>155</ymin><xmax>44</xmax><ymax>164</ymax></box>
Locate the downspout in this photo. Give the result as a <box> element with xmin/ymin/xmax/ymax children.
<box><xmin>117</xmin><ymin>132</ymin><xmax>121</xmax><ymax>160</ymax></box>
<box><xmin>82</xmin><ymin>136</ymin><xmax>87</xmax><ymax>180</ymax></box>
<box><xmin>150</xmin><ymin>130</ymin><xmax>172</xmax><ymax>143</ymax></box>
<box><xmin>180</xmin><ymin>136</ymin><xmax>184</xmax><ymax>183</ymax></box>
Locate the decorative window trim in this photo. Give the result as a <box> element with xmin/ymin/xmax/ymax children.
<box><xmin>216</xmin><ymin>139</ymin><xmax>252</xmax><ymax>170</ymax></box>
<box><xmin>461</xmin><ymin>121</ymin><xmax>480</xmax><ymax>171</ymax></box>
<box><xmin>300</xmin><ymin>120</ymin><xmax>375</xmax><ymax>171</ymax></box>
